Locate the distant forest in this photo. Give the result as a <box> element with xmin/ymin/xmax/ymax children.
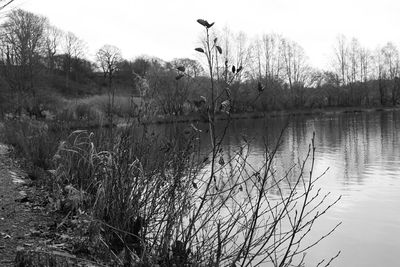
<box><xmin>1</xmin><ymin>8</ymin><xmax>400</xmax><ymax>118</ymax></box>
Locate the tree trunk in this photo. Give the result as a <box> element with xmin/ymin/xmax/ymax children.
<box><xmin>379</xmin><ymin>79</ymin><xmax>385</xmax><ymax>105</ymax></box>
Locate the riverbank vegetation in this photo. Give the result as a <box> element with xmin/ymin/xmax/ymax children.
<box><xmin>0</xmin><ymin>8</ymin><xmax>345</xmax><ymax>266</ymax></box>
<box><xmin>1</xmin><ymin>9</ymin><xmax>400</xmax><ymax>122</ymax></box>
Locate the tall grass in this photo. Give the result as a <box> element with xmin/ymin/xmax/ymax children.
<box><xmin>52</xmin><ymin>124</ymin><xmax>199</xmax><ymax>263</ymax></box>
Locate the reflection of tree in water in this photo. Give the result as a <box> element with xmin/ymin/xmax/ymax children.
<box><xmin>316</xmin><ymin>111</ymin><xmax>400</xmax><ymax>186</ymax></box>
<box><xmin>188</xmin><ymin>110</ymin><xmax>400</xmax><ymax>193</ymax></box>
<box><xmin>147</xmin><ymin>110</ymin><xmax>400</xmax><ymax>197</ymax></box>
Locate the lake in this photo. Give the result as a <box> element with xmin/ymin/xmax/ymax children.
<box><xmin>182</xmin><ymin>110</ymin><xmax>400</xmax><ymax>266</ymax></box>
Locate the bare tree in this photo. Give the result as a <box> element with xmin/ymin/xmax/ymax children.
<box><xmin>334</xmin><ymin>35</ymin><xmax>348</xmax><ymax>86</ymax></box>
<box><xmin>232</xmin><ymin>31</ymin><xmax>251</xmax><ymax>80</ymax></box>
<box><xmin>280</xmin><ymin>38</ymin><xmax>310</xmax><ymax>107</ymax></box>
<box><xmin>357</xmin><ymin>45</ymin><xmax>372</xmax><ymax>104</ymax></box>
<box><xmin>44</xmin><ymin>24</ymin><xmax>63</xmax><ymax>73</ymax></box>
<box><xmin>0</xmin><ymin>9</ymin><xmax>47</xmax><ymax>113</ymax></box>
<box><xmin>214</xmin><ymin>27</ymin><xmax>252</xmax><ymax>111</ymax></box>
<box><xmin>252</xmin><ymin>33</ymin><xmax>284</xmax><ymax>84</ymax></box>
<box><xmin>250</xmin><ymin>33</ymin><xmax>284</xmax><ymax>110</ymax></box>
<box><xmin>381</xmin><ymin>42</ymin><xmax>399</xmax><ymax>80</ymax></box>
<box><xmin>263</xmin><ymin>34</ymin><xmax>283</xmax><ymax>84</ymax></box>
<box><xmin>372</xmin><ymin>47</ymin><xmax>387</xmax><ymax>105</ymax></box>
<box><xmin>331</xmin><ymin>35</ymin><xmax>373</xmax><ymax>105</ymax></box>
<box><xmin>332</xmin><ymin>36</ymin><xmax>373</xmax><ymax>102</ymax></box>
<box><xmin>381</xmin><ymin>42</ymin><xmax>400</xmax><ymax>105</ymax></box>
<box><xmin>348</xmin><ymin>38</ymin><xmax>361</xmax><ymax>83</ymax></box>
<box><xmin>62</xmin><ymin>31</ymin><xmax>86</xmax><ymax>88</ymax></box>
<box><xmin>96</xmin><ymin>44</ymin><xmax>122</xmax><ymax>119</ymax></box>
<box><xmin>359</xmin><ymin>46</ymin><xmax>371</xmax><ymax>83</ymax></box>
<box><xmin>281</xmin><ymin>39</ymin><xmax>309</xmax><ymax>88</ymax></box>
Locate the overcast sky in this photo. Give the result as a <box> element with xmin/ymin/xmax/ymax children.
<box><xmin>14</xmin><ymin>0</ymin><xmax>400</xmax><ymax>69</ymax></box>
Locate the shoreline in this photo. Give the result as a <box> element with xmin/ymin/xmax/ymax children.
<box><xmin>2</xmin><ymin>106</ymin><xmax>399</xmax><ymax>131</ymax></box>
<box><xmin>118</xmin><ymin>105</ymin><xmax>400</xmax><ymax>126</ymax></box>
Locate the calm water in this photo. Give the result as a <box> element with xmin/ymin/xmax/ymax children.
<box><xmin>185</xmin><ymin>110</ymin><xmax>400</xmax><ymax>266</ymax></box>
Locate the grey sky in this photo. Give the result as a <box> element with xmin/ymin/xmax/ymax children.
<box><xmin>17</xmin><ymin>0</ymin><xmax>400</xmax><ymax>69</ymax></box>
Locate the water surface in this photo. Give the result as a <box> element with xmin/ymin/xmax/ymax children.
<box><xmin>189</xmin><ymin>110</ymin><xmax>400</xmax><ymax>266</ymax></box>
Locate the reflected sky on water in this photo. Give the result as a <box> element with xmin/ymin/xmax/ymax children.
<box><xmin>152</xmin><ymin>110</ymin><xmax>400</xmax><ymax>266</ymax></box>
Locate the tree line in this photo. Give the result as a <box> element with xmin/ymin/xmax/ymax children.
<box><xmin>1</xmin><ymin>9</ymin><xmax>400</xmax><ymax>117</ymax></box>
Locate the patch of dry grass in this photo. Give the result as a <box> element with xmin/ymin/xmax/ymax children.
<box><xmin>57</xmin><ymin>94</ymin><xmax>146</xmax><ymax>123</ymax></box>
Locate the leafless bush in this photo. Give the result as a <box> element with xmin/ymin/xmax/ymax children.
<box><xmin>51</xmin><ymin>19</ymin><xmax>341</xmax><ymax>266</ymax></box>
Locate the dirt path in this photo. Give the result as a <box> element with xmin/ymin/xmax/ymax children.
<box><xmin>0</xmin><ymin>144</ymin><xmax>53</xmax><ymax>266</ymax></box>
